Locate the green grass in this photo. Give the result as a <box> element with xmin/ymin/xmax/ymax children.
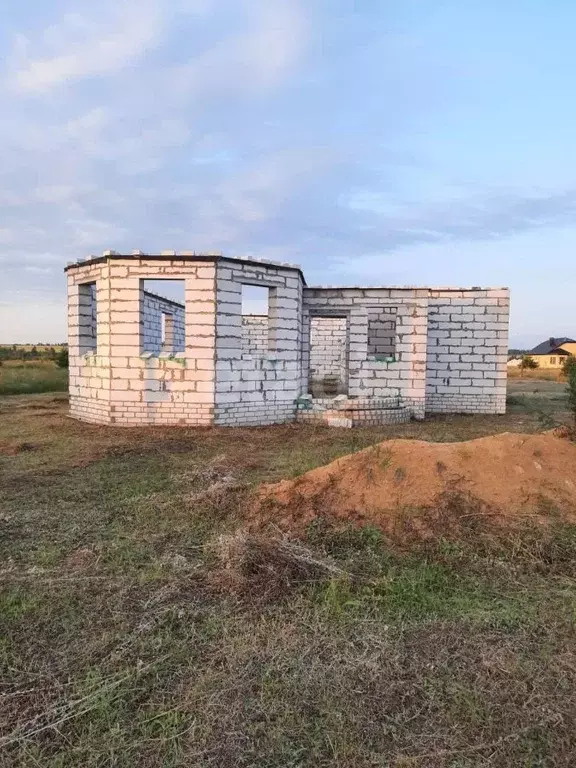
<box><xmin>1</xmin><ymin>395</ymin><xmax>576</xmax><ymax>766</ymax></box>
<box><xmin>0</xmin><ymin>362</ymin><xmax>68</xmax><ymax>395</ymax></box>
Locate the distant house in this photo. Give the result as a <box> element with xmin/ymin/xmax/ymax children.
<box><xmin>529</xmin><ymin>337</ymin><xmax>576</xmax><ymax>368</ymax></box>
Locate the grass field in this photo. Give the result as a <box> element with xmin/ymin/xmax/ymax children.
<box><xmin>0</xmin><ymin>361</ymin><xmax>68</xmax><ymax>395</ymax></box>
<box><xmin>1</xmin><ymin>382</ymin><xmax>575</xmax><ymax>766</ymax></box>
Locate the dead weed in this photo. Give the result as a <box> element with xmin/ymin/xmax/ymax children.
<box><xmin>209</xmin><ymin>530</ymin><xmax>345</xmax><ymax>601</ymax></box>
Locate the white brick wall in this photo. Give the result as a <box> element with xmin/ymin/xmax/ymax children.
<box><xmin>309</xmin><ymin>316</ymin><xmax>348</xmax><ymax>395</ymax></box>
<box><xmin>141</xmin><ymin>292</ymin><xmax>185</xmax><ymax>355</ymax></box>
<box><xmin>302</xmin><ymin>286</ymin><xmax>508</xmax><ymax>418</ymax></box>
<box><xmin>367</xmin><ymin>307</ymin><xmax>396</xmax><ymax>356</ymax></box>
<box><xmin>302</xmin><ymin>291</ymin><xmax>427</xmax><ymax>419</ymax></box>
<box><xmin>66</xmin><ymin>254</ymin><xmax>509</xmax><ymax>426</ymax></box>
<box><xmin>425</xmin><ymin>289</ymin><xmax>509</xmax><ymax>414</ymax></box>
<box><xmin>67</xmin><ymin>258</ymin><xmax>217</xmax><ymax>426</ymax></box>
<box><xmin>241</xmin><ymin>315</ymin><xmax>268</xmax><ymax>355</ymax></box>
<box><xmin>214</xmin><ymin>260</ymin><xmax>303</xmax><ymax>426</ymax></box>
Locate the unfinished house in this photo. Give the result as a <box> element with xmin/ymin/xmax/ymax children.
<box><xmin>65</xmin><ymin>252</ymin><xmax>509</xmax><ymax>427</ymax></box>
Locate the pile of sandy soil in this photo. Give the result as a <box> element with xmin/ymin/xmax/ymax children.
<box><xmin>254</xmin><ymin>432</ymin><xmax>576</xmax><ymax>535</ymax></box>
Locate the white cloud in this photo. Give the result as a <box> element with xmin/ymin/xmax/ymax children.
<box><xmin>8</xmin><ymin>2</ymin><xmax>164</xmax><ymax>92</ymax></box>
<box><xmin>210</xmin><ymin>147</ymin><xmax>334</xmax><ymax>225</ymax></box>
<box><xmin>63</xmin><ymin>215</ymin><xmax>129</xmax><ymax>248</ymax></box>
<box><xmin>24</xmin><ymin>266</ymin><xmax>54</xmax><ymax>274</ymax></box>
<box><xmin>35</xmin><ymin>185</ymin><xmax>87</xmax><ymax>204</ymax></box>
<box><xmin>168</xmin><ymin>0</ymin><xmax>309</xmax><ymax>98</ymax></box>
<box><xmin>234</xmin><ymin>0</ymin><xmax>309</xmax><ymax>89</ymax></box>
<box><xmin>0</xmin><ymin>0</ymin><xmax>316</xmax><ymax>342</ymax></box>
<box><xmin>64</xmin><ymin>108</ymin><xmax>112</xmax><ymax>141</ymax></box>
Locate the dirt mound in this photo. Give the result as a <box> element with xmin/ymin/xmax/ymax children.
<box><xmin>254</xmin><ymin>432</ymin><xmax>576</xmax><ymax>535</ymax></box>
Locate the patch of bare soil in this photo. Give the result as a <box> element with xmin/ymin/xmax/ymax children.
<box><xmin>254</xmin><ymin>432</ymin><xmax>576</xmax><ymax>535</ymax></box>
<box><xmin>0</xmin><ymin>441</ymin><xmax>36</xmax><ymax>456</ymax></box>
<box><xmin>64</xmin><ymin>547</ymin><xmax>99</xmax><ymax>571</ymax></box>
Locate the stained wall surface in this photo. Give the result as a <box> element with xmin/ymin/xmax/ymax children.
<box><xmin>67</xmin><ymin>257</ymin><xmax>217</xmax><ymax>425</ymax></box>
<box><xmin>214</xmin><ymin>259</ymin><xmax>302</xmax><ymax>426</ymax></box>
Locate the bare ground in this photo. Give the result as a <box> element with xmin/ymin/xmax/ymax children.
<box><xmin>1</xmin><ymin>389</ymin><xmax>576</xmax><ymax>767</ymax></box>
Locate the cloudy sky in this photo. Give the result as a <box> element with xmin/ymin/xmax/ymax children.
<box><xmin>1</xmin><ymin>0</ymin><xmax>575</xmax><ymax>346</ymax></box>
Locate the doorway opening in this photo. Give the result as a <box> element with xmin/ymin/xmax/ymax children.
<box><xmin>308</xmin><ymin>315</ymin><xmax>349</xmax><ymax>397</ymax></box>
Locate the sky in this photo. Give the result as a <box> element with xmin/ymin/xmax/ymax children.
<box><xmin>0</xmin><ymin>0</ymin><xmax>575</xmax><ymax>347</ymax></box>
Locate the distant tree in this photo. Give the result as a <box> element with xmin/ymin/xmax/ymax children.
<box><xmin>55</xmin><ymin>348</ymin><xmax>69</xmax><ymax>369</ymax></box>
<box><xmin>520</xmin><ymin>355</ymin><xmax>539</xmax><ymax>371</ymax></box>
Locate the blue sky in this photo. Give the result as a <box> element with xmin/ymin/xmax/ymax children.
<box><xmin>0</xmin><ymin>0</ymin><xmax>575</xmax><ymax>346</ymax></box>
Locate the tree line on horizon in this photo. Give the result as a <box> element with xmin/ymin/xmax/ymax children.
<box><xmin>0</xmin><ymin>344</ymin><xmax>67</xmax><ymax>361</ymax></box>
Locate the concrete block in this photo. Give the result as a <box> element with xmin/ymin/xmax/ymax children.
<box><xmin>326</xmin><ymin>417</ymin><xmax>353</xmax><ymax>428</ymax></box>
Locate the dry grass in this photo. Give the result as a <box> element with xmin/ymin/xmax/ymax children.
<box><xmin>0</xmin><ymin>361</ymin><xmax>68</xmax><ymax>395</ymax></box>
<box><xmin>210</xmin><ymin>531</ymin><xmax>345</xmax><ymax>600</ymax></box>
<box><xmin>2</xmin><ymin>392</ymin><xmax>576</xmax><ymax>766</ymax></box>
<box><xmin>507</xmin><ymin>367</ymin><xmax>564</xmax><ymax>381</ymax></box>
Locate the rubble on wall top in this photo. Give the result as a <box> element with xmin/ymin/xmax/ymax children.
<box><xmin>64</xmin><ymin>252</ymin><xmax>506</xmax><ymax>292</ymax></box>
<box><xmin>64</xmin><ymin>250</ymin><xmax>305</xmax><ymax>278</ymax></box>
<box><xmin>232</xmin><ymin>254</ymin><xmax>302</xmax><ymax>271</ymax></box>
<box><xmin>307</xmin><ymin>284</ymin><xmax>508</xmax><ymax>292</ymax></box>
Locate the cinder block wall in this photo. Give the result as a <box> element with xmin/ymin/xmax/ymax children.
<box><xmin>367</xmin><ymin>308</ymin><xmax>396</xmax><ymax>356</ymax></box>
<box><xmin>308</xmin><ymin>316</ymin><xmax>348</xmax><ymax>395</ymax></box>
<box><xmin>67</xmin><ymin>261</ymin><xmax>112</xmax><ymax>424</ymax></box>
<box><xmin>302</xmin><ymin>289</ymin><xmax>428</xmax><ymax>418</ymax></box>
<box><xmin>67</xmin><ymin>256</ymin><xmax>217</xmax><ymax>426</ymax></box>
<box><xmin>425</xmin><ymin>288</ymin><xmax>509</xmax><ymax>414</ymax></box>
<box><xmin>141</xmin><ymin>292</ymin><xmax>185</xmax><ymax>356</ymax></box>
<box><xmin>66</xmin><ymin>253</ymin><xmax>509</xmax><ymax>426</ymax></box>
<box><xmin>214</xmin><ymin>260</ymin><xmax>303</xmax><ymax>426</ymax></box>
<box><xmin>241</xmin><ymin>315</ymin><xmax>268</xmax><ymax>355</ymax></box>
<box><xmin>302</xmin><ymin>287</ymin><xmax>508</xmax><ymax>416</ymax></box>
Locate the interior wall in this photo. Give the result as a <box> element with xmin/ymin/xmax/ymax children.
<box><xmin>241</xmin><ymin>315</ymin><xmax>268</xmax><ymax>355</ymax></box>
<box><xmin>308</xmin><ymin>316</ymin><xmax>348</xmax><ymax>396</ymax></box>
<box><xmin>141</xmin><ymin>291</ymin><xmax>185</xmax><ymax>355</ymax></box>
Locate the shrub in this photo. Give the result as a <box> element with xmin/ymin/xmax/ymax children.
<box><xmin>521</xmin><ymin>355</ymin><xmax>539</xmax><ymax>370</ymax></box>
<box><xmin>566</xmin><ymin>360</ymin><xmax>576</xmax><ymax>426</ymax></box>
<box><xmin>55</xmin><ymin>348</ymin><xmax>69</xmax><ymax>369</ymax></box>
<box><xmin>562</xmin><ymin>355</ymin><xmax>576</xmax><ymax>377</ymax></box>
